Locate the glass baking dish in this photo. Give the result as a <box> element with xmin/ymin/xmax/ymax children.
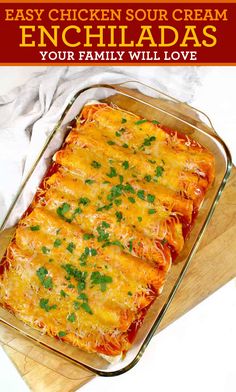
<box><xmin>0</xmin><ymin>81</ymin><xmax>232</xmax><ymax>376</ymax></box>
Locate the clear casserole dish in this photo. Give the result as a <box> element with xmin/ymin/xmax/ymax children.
<box><xmin>0</xmin><ymin>81</ymin><xmax>232</xmax><ymax>376</ymax></box>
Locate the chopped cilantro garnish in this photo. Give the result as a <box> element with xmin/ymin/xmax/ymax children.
<box><xmin>140</xmin><ymin>135</ymin><xmax>156</xmax><ymax>150</ymax></box>
<box><xmin>135</xmin><ymin>119</ymin><xmax>147</xmax><ymax>125</ymax></box>
<box><xmin>57</xmin><ymin>202</ymin><xmax>70</xmax><ymax>218</ymax></box>
<box><xmin>68</xmin><ymin>283</ymin><xmax>75</xmax><ymax>289</ymax></box>
<box><xmin>147</xmin><ymin>194</ymin><xmax>155</xmax><ymax>203</ymax></box>
<box><xmin>148</xmin><ymin>209</ymin><xmax>156</xmax><ymax>215</ymax></box>
<box><xmin>128</xmin><ymin>291</ymin><xmax>133</xmax><ymax>296</ymax></box>
<box><xmin>123</xmin><ymin>183</ymin><xmax>135</xmax><ymax>194</ymax></box>
<box><xmin>155</xmin><ymin>166</ymin><xmax>164</xmax><ymax>177</ymax></box>
<box><xmin>119</xmin><ymin>175</ymin><xmax>124</xmax><ymax>184</ymax></box>
<box><xmin>54</xmin><ymin>239</ymin><xmax>62</xmax><ymax>248</ymax></box>
<box><xmin>129</xmin><ymin>239</ymin><xmax>133</xmax><ymax>252</ymax></box>
<box><xmin>122</xmin><ymin>143</ymin><xmax>128</xmax><ymax>148</ymax></box>
<box><xmin>39</xmin><ymin>298</ymin><xmax>57</xmax><ymax>312</ymax></box>
<box><xmin>144</xmin><ymin>175</ymin><xmax>152</xmax><ymax>182</ymax></box>
<box><xmin>73</xmin><ymin>301</ymin><xmax>80</xmax><ymax>310</ymax></box>
<box><xmin>67</xmin><ymin>242</ymin><xmax>75</xmax><ymax>254</ymax></box>
<box><xmin>67</xmin><ymin>313</ymin><xmax>76</xmax><ymax>323</ymax></box>
<box><xmin>78</xmin><ymin>293</ymin><xmax>88</xmax><ymax>302</ymax></box>
<box><xmin>161</xmin><ymin>238</ymin><xmax>168</xmax><ymax>245</ymax></box>
<box><xmin>79</xmin><ymin>197</ymin><xmax>90</xmax><ymax>206</ymax></box>
<box><xmin>30</xmin><ymin>225</ymin><xmax>40</xmax><ymax>231</ymax></box>
<box><xmin>137</xmin><ymin>190</ymin><xmax>145</xmax><ymax>200</ymax></box>
<box><xmin>152</xmin><ymin>120</ymin><xmax>160</xmax><ymax>125</ymax></box>
<box><xmin>83</xmin><ymin>233</ymin><xmax>95</xmax><ymax>240</ymax></box>
<box><xmin>85</xmin><ymin>178</ymin><xmax>95</xmax><ymax>185</ymax></box>
<box><xmin>97</xmin><ymin>203</ymin><xmax>113</xmax><ymax>212</ymax></box>
<box><xmin>36</xmin><ymin>266</ymin><xmax>53</xmax><ymax>289</ymax></box>
<box><xmin>106</xmin><ymin>167</ymin><xmax>117</xmax><ymax>178</ymax></box>
<box><xmin>91</xmin><ymin>160</ymin><xmax>101</xmax><ymax>169</ymax></box>
<box><xmin>97</xmin><ymin>223</ymin><xmax>110</xmax><ymax>242</ymax></box>
<box><xmin>81</xmin><ymin>302</ymin><xmax>93</xmax><ymax>314</ymax></box>
<box><xmin>60</xmin><ymin>290</ymin><xmax>67</xmax><ymax>298</ymax></box>
<box><xmin>62</xmin><ymin>265</ymin><xmax>87</xmax><ymax>291</ymax></box>
<box><xmin>107</xmin><ymin>184</ymin><xmax>123</xmax><ymax>201</ymax></box>
<box><xmin>41</xmin><ymin>246</ymin><xmax>50</xmax><ymax>255</ymax></box>
<box><xmin>121</xmin><ymin>118</ymin><xmax>127</xmax><ymax>124</ymax></box>
<box><xmin>107</xmin><ymin>140</ymin><xmax>115</xmax><ymax>145</ymax></box>
<box><xmin>115</xmin><ymin>131</ymin><xmax>121</xmax><ymax>137</ymax></box>
<box><xmin>148</xmin><ymin>159</ymin><xmax>156</xmax><ymax>164</ymax></box>
<box><xmin>90</xmin><ymin>271</ymin><xmax>113</xmax><ymax>292</ymax></box>
<box><xmin>114</xmin><ymin>199</ymin><xmax>122</xmax><ymax>206</ymax></box>
<box><xmin>138</xmin><ymin>216</ymin><xmax>142</xmax><ymax>222</ymax></box>
<box><xmin>102</xmin><ymin>240</ymin><xmax>124</xmax><ymax>249</ymax></box>
<box><xmin>128</xmin><ymin>197</ymin><xmax>135</xmax><ymax>204</ymax></box>
<box><xmin>58</xmin><ymin>331</ymin><xmax>67</xmax><ymax>337</ymax></box>
<box><xmin>122</xmin><ymin>161</ymin><xmax>129</xmax><ymax>170</ymax></box>
<box><xmin>115</xmin><ymin>211</ymin><xmax>123</xmax><ymax>222</ymax></box>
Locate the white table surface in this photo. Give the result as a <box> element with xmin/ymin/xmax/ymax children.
<box><xmin>0</xmin><ymin>66</ymin><xmax>235</xmax><ymax>392</ymax></box>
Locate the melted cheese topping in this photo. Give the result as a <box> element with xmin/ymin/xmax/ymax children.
<box><xmin>0</xmin><ymin>103</ymin><xmax>215</xmax><ymax>357</ymax></box>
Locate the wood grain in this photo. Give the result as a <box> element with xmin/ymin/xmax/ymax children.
<box><xmin>0</xmin><ymin>103</ymin><xmax>235</xmax><ymax>392</ymax></box>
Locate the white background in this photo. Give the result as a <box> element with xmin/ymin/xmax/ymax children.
<box><xmin>0</xmin><ymin>67</ymin><xmax>235</xmax><ymax>392</ymax></box>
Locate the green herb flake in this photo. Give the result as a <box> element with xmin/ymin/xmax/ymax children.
<box><xmin>107</xmin><ymin>140</ymin><xmax>115</xmax><ymax>145</ymax></box>
<box><xmin>119</xmin><ymin>175</ymin><xmax>124</xmax><ymax>184</ymax></box>
<box><xmin>135</xmin><ymin>119</ymin><xmax>147</xmax><ymax>125</ymax></box>
<box><xmin>115</xmin><ymin>131</ymin><xmax>121</xmax><ymax>137</ymax></box>
<box><xmin>97</xmin><ymin>203</ymin><xmax>113</xmax><ymax>212</ymax></box>
<box><xmin>67</xmin><ymin>313</ymin><xmax>76</xmax><ymax>323</ymax></box>
<box><xmin>83</xmin><ymin>233</ymin><xmax>95</xmax><ymax>240</ymax></box>
<box><xmin>36</xmin><ymin>266</ymin><xmax>53</xmax><ymax>289</ymax></box>
<box><xmin>115</xmin><ymin>211</ymin><xmax>123</xmax><ymax>222</ymax></box>
<box><xmin>121</xmin><ymin>118</ymin><xmax>127</xmax><ymax>124</ymax></box>
<box><xmin>67</xmin><ymin>242</ymin><xmax>75</xmax><ymax>254</ymax></box>
<box><xmin>41</xmin><ymin>246</ymin><xmax>50</xmax><ymax>255</ymax></box>
<box><xmin>85</xmin><ymin>178</ymin><xmax>95</xmax><ymax>185</ymax></box>
<box><xmin>122</xmin><ymin>161</ymin><xmax>129</xmax><ymax>170</ymax></box>
<box><xmin>129</xmin><ymin>239</ymin><xmax>133</xmax><ymax>253</ymax></box>
<box><xmin>107</xmin><ymin>184</ymin><xmax>123</xmax><ymax>201</ymax></box>
<box><xmin>148</xmin><ymin>159</ymin><xmax>156</xmax><ymax>164</ymax></box>
<box><xmin>68</xmin><ymin>283</ymin><xmax>75</xmax><ymax>289</ymax></box>
<box><xmin>81</xmin><ymin>302</ymin><xmax>93</xmax><ymax>314</ymax></box>
<box><xmin>138</xmin><ymin>216</ymin><xmax>142</xmax><ymax>222</ymax></box>
<box><xmin>96</xmin><ymin>223</ymin><xmax>110</xmax><ymax>242</ymax></box>
<box><xmin>39</xmin><ymin>298</ymin><xmax>57</xmax><ymax>312</ymax></box>
<box><xmin>137</xmin><ymin>190</ymin><xmax>145</xmax><ymax>200</ymax></box>
<box><xmin>152</xmin><ymin>120</ymin><xmax>160</xmax><ymax>125</ymax></box>
<box><xmin>147</xmin><ymin>194</ymin><xmax>155</xmax><ymax>203</ymax></box>
<box><xmin>155</xmin><ymin>166</ymin><xmax>164</xmax><ymax>178</ymax></box>
<box><xmin>128</xmin><ymin>197</ymin><xmax>135</xmax><ymax>204</ymax></box>
<box><xmin>128</xmin><ymin>291</ymin><xmax>133</xmax><ymax>296</ymax></box>
<box><xmin>58</xmin><ymin>331</ymin><xmax>67</xmax><ymax>337</ymax></box>
<box><xmin>114</xmin><ymin>199</ymin><xmax>122</xmax><ymax>206</ymax></box>
<box><xmin>78</xmin><ymin>293</ymin><xmax>88</xmax><ymax>302</ymax></box>
<box><xmin>30</xmin><ymin>225</ymin><xmax>40</xmax><ymax>231</ymax></box>
<box><xmin>79</xmin><ymin>197</ymin><xmax>90</xmax><ymax>206</ymax></box>
<box><xmin>73</xmin><ymin>301</ymin><xmax>80</xmax><ymax>310</ymax></box>
<box><xmin>140</xmin><ymin>135</ymin><xmax>156</xmax><ymax>150</ymax></box>
<box><xmin>91</xmin><ymin>160</ymin><xmax>101</xmax><ymax>169</ymax></box>
<box><xmin>144</xmin><ymin>175</ymin><xmax>152</xmax><ymax>182</ymax></box>
<box><xmin>57</xmin><ymin>202</ymin><xmax>70</xmax><ymax>219</ymax></box>
<box><xmin>60</xmin><ymin>290</ymin><xmax>67</xmax><ymax>298</ymax></box>
<box><xmin>106</xmin><ymin>167</ymin><xmax>117</xmax><ymax>178</ymax></box>
<box><xmin>90</xmin><ymin>271</ymin><xmax>113</xmax><ymax>292</ymax></box>
<box><xmin>124</xmin><ymin>183</ymin><xmax>135</xmax><ymax>194</ymax></box>
<box><xmin>122</xmin><ymin>143</ymin><xmax>129</xmax><ymax>148</ymax></box>
<box><xmin>148</xmin><ymin>209</ymin><xmax>156</xmax><ymax>215</ymax></box>
<box><xmin>161</xmin><ymin>238</ymin><xmax>168</xmax><ymax>245</ymax></box>
<box><xmin>54</xmin><ymin>239</ymin><xmax>62</xmax><ymax>248</ymax></box>
<box><xmin>102</xmin><ymin>240</ymin><xmax>124</xmax><ymax>249</ymax></box>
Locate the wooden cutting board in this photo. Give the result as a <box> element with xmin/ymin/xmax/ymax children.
<box><xmin>0</xmin><ymin>170</ymin><xmax>235</xmax><ymax>391</ymax></box>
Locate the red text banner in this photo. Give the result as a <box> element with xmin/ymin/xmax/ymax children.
<box><xmin>0</xmin><ymin>3</ymin><xmax>235</xmax><ymax>64</ymax></box>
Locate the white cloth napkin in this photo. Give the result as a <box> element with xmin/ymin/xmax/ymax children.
<box><xmin>0</xmin><ymin>65</ymin><xmax>235</xmax><ymax>225</ymax></box>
